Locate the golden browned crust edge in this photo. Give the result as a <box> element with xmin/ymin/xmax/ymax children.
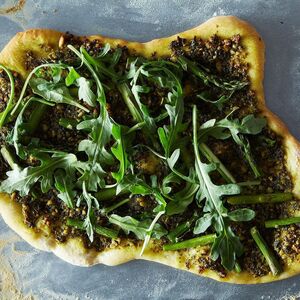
<box><xmin>0</xmin><ymin>16</ymin><xmax>300</xmax><ymax>284</ymax></box>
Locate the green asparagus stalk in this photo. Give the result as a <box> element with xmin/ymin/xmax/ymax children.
<box><xmin>227</xmin><ymin>192</ymin><xmax>293</xmax><ymax>205</ymax></box>
<box><xmin>250</xmin><ymin>226</ymin><xmax>282</xmax><ymax>276</ymax></box>
<box><xmin>95</xmin><ymin>187</ymin><xmax>129</xmax><ymax>201</ymax></box>
<box><xmin>163</xmin><ymin>234</ymin><xmax>216</xmax><ymax>251</ymax></box>
<box><xmin>167</xmin><ymin>216</ymin><xmax>197</xmax><ymax>243</ymax></box>
<box><xmin>265</xmin><ymin>216</ymin><xmax>300</xmax><ymax>228</ymax></box>
<box><xmin>26</xmin><ymin>103</ymin><xmax>48</xmax><ymax>134</ymax></box>
<box><xmin>66</xmin><ymin>218</ymin><xmax>118</xmax><ymax>239</ymax></box>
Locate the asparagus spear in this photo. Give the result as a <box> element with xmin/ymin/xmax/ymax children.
<box><xmin>167</xmin><ymin>215</ymin><xmax>198</xmax><ymax>243</ymax></box>
<box><xmin>250</xmin><ymin>226</ymin><xmax>282</xmax><ymax>276</ymax></box>
<box><xmin>163</xmin><ymin>234</ymin><xmax>216</xmax><ymax>251</ymax></box>
<box><xmin>227</xmin><ymin>192</ymin><xmax>293</xmax><ymax>205</ymax></box>
<box><xmin>265</xmin><ymin>216</ymin><xmax>300</xmax><ymax>228</ymax></box>
<box><xmin>95</xmin><ymin>187</ymin><xmax>129</xmax><ymax>201</ymax></box>
<box><xmin>66</xmin><ymin>218</ymin><xmax>118</xmax><ymax>239</ymax></box>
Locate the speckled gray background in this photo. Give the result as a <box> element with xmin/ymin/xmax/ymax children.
<box><xmin>0</xmin><ymin>0</ymin><xmax>300</xmax><ymax>299</ymax></box>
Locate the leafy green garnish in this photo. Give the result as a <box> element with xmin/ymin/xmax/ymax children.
<box><xmin>177</xmin><ymin>56</ymin><xmax>248</xmax><ymax>91</ymax></box>
<box><xmin>55</xmin><ymin>169</ymin><xmax>77</xmax><ymax>209</ymax></box>
<box><xmin>199</xmin><ymin>113</ymin><xmax>266</xmax><ymax>177</ymax></box>
<box><xmin>109</xmin><ymin>214</ymin><xmax>167</xmax><ymax>240</ymax></box>
<box><xmin>77</xmin><ymin>182</ymin><xmax>99</xmax><ymax>242</ymax></box>
<box><xmin>75</xmin><ymin>113</ymin><xmax>113</xmax><ymax>191</ymax></box>
<box><xmin>65</xmin><ymin>67</ymin><xmax>80</xmax><ymax>86</ymax></box>
<box><xmin>0</xmin><ymin>152</ymin><xmax>77</xmax><ymax>196</ymax></box>
<box><xmin>10</xmin><ymin>63</ymin><xmax>67</xmax><ymax>116</ymax></box>
<box><xmin>111</xmin><ymin>124</ymin><xmax>129</xmax><ymax>183</ymax></box>
<box><xmin>192</xmin><ymin>105</ymin><xmax>255</xmax><ymax>270</ymax></box>
<box><xmin>76</xmin><ymin>77</ymin><xmax>97</xmax><ymax>107</ymax></box>
<box><xmin>116</xmin><ymin>175</ymin><xmax>167</xmax><ymax>253</ymax></box>
<box><xmin>29</xmin><ymin>77</ymin><xmax>89</xmax><ymax>112</ymax></box>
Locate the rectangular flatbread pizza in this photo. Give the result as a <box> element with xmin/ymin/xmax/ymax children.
<box><xmin>0</xmin><ymin>16</ymin><xmax>299</xmax><ymax>284</ymax></box>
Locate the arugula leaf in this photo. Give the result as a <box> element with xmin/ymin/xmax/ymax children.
<box><xmin>65</xmin><ymin>67</ymin><xmax>80</xmax><ymax>86</ymax></box>
<box><xmin>192</xmin><ymin>105</ymin><xmax>245</xmax><ymax>270</ymax></box>
<box><xmin>193</xmin><ymin>213</ymin><xmax>214</xmax><ymax>234</ymax></box>
<box><xmin>197</xmin><ymin>90</ymin><xmax>235</xmax><ymax>110</ymax></box>
<box><xmin>0</xmin><ymin>152</ymin><xmax>77</xmax><ymax>196</ymax></box>
<box><xmin>77</xmin><ymin>182</ymin><xmax>99</xmax><ymax>242</ymax></box>
<box><xmin>55</xmin><ymin>169</ymin><xmax>77</xmax><ymax>209</ymax></box>
<box><xmin>228</xmin><ymin>208</ymin><xmax>255</xmax><ymax>222</ymax></box>
<box><xmin>29</xmin><ymin>77</ymin><xmax>89</xmax><ymax>112</ymax></box>
<box><xmin>177</xmin><ymin>56</ymin><xmax>248</xmax><ymax>91</ymax></box>
<box><xmin>76</xmin><ymin>77</ymin><xmax>97</xmax><ymax>107</ymax></box>
<box><xmin>166</xmin><ymin>180</ymin><xmax>199</xmax><ymax>215</ymax></box>
<box><xmin>68</xmin><ymin>45</ymin><xmax>107</xmax><ymax>107</ymax></box>
<box><xmin>10</xmin><ymin>63</ymin><xmax>68</xmax><ymax>117</ymax></box>
<box><xmin>109</xmin><ymin>214</ymin><xmax>167</xmax><ymax>240</ymax></box>
<box><xmin>116</xmin><ymin>175</ymin><xmax>167</xmax><ymax>253</ymax></box>
<box><xmin>111</xmin><ymin>124</ymin><xmax>129</xmax><ymax>183</ymax></box>
<box><xmin>199</xmin><ymin>114</ymin><xmax>266</xmax><ymax>177</ymax></box>
<box><xmin>76</xmin><ymin>113</ymin><xmax>113</xmax><ymax>191</ymax></box>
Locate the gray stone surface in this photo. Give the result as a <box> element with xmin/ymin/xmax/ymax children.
<box><xmin>0</xmin><ymin>0</ymin><xmax>299</xmax><ymax>299</ymax></box>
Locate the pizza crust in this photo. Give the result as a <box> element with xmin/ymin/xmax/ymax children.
<box><xmin>0</xmin><ymin>16</ymin><xmax>300</xmax><ymax>284</ymax></box>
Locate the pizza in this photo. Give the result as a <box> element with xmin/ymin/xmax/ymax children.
<box><xmin>0</xmin><ymin>16</ymin><xmax>299</xmax><ymax>284</ymax></box>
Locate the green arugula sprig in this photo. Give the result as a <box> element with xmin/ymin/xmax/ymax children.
<box><xmin>109</xmin><ymin>214</ymin><xmax>167</xmax><ymax>241</ymax></box>
<box><xmin>0</xmin><ymin>151</ymin><xmax>77</xmax><ymax>196</ymax></box>
<box><xmin>199</xmin><ymin>113</ymin><xmax>266</xmax><ymax>177</ymax></box>
<box><xmin>177</xmin><ymin>56</ymin><xmax>248</xmax><ymax>91</ymax></box>
<box><xmin>192</xmin><ymin>105</ymin><xmax>255</xmax><ymax>270</ymax></box>
<box><xmin>177</xmin><ymin>56</ymin><xmax>248</xmax><ymax>110</ymax></box>
<box><xmin>117</xmin><ymin>174</ymin><xmax>167</xmax><ymax>254</ymax></box>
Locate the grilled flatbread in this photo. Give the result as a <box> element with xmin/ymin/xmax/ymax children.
<box><xmin>0</xmin><ymin>16</ymin><xmax>299</xmax><ymax>284</ymax></box>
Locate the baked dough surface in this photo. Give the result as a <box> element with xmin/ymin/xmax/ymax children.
<box><xmin>1</xmin><ymin>16</ymin><xmax>300</xmax><ymax>284</ymax></box>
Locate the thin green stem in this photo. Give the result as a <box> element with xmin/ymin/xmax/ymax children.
<box><xmin>0</xmin><ymin>146</ymin><xmax>18</xmax><ymax>170</ymax></box>
<box><xmin>0</xmin><ymin>64</ymin><xmax>15</xmax><ymax>127</ymax></box>
<box><xmin>265</xmin><ymin>216</ymin><xmax>300</xmax><ymax>228</ymax></box>
<box><xmin>227</xmin><ymin>192</ymin><xmax>293</xmax><ymax>205</ymax></box>
<box><xmin>117</xmin><ymin>82</ymin><xmax>143</xmax><ymax>123</ymax></box>
<box><xmin>250</xmin><ymin>226</ymin><xmax>282</xmax><ymax>276</ymax></box>
<box><xmin>163</xmin><ymin>234</ymin><xmax>216</xmax><ymax>251</ymax></box>
<box><xmin>199</xmin><ymin>142</ymin><xmax>236</xmax><ymax>183</ymax></box>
